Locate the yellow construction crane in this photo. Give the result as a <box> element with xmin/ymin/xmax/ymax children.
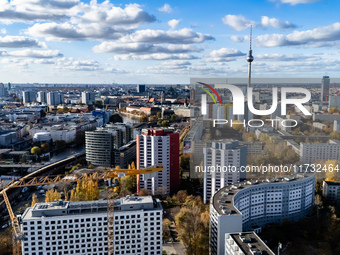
<box><xmin>0</xmin><ymin>165</ymin><xmax>163</xmax><ymax>255</ymax></box>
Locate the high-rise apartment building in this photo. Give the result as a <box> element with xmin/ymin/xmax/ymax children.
<box><xmin>137</xmin><ymin>128</ymin><xmax>179</xmax><ymax>195</ymax></box>
<box><xmin>210</xmin><ymin>173</ymin><xmax>315</xmax><ymax>255</ymax></box>
<box><xmin>203</xmin><ymin>140</ymin><xmax>247</xmax><ymax>203</ymax></box>
<box><xmin>37</xmin><ymin>91</ymin><xmax>47</xmax><ymax>103</ymax></box>
<box><xmin>137</xmin><ymin>84</ymin><xmax>146</xmax><ymax>93</ymax></box>
<box><xmin>82</xmin><ymin>91</ymin><xmax>96</xmax><ymax>104</ymax></box>
<box><xmin>21</xmin><ymin>196</ymin><xmax>163</xmax><ymax>255</ymax></box>
<box><xmin>23</xmin><ymin>91</ymin><xmax>36</xmax><ymax>104</ymax></box>
<box><xmin>47</xmin><ymin>92</ymin><xmax>64</xmax><ymax>106</ymax></box>
<box><xmin>85</xmin><ymin>124</ymin><xmax>132</xmax><ymax>166</ymax></box>
<box><xmin>321</xmin><ymin>76</ymin><xmax>330</xmax><ymax>102</ymax></box>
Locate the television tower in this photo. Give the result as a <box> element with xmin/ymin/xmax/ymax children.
<box><xmin>247</xmin><ymin>26</ymin><xmax>254</xmax><ymax>93</ymax></box>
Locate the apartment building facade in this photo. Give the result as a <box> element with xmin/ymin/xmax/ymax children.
<box><xmin>21</xmin><ymin>196</ymin><xmax>162</xmax><ymax>255</ymax></box>
<box><xmin>210</xmin><ymin>173</ymin><xmax>315</xmax><ymax>255</ymax></box>
<box><xmin>137</xmin><ymin>128</ymin><xmax>179</xmax><ymax>195</ymax></box>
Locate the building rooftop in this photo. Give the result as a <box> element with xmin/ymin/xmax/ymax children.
<box><xmin>324</xmin><ymin>180</ymin><xmax>340</xmax><ymax>186</ymax></box>
<box><xmin>22</xmin><ymin>196</ymin><xmax>162</xmax><ymax>220</ymax></box>
<box><xmin>228</xmin><ymin>232</ymin><xmax>275</xmax><ymax>255</ymax></box>
<box><xmin>212</xmin><ymin>172</ymin><xmax>315</xmax><ymax>216</ymax></box>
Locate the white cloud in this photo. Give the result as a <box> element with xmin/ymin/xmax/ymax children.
<box><xmin>276</xmin><ymin>0</ymin><xmax>321</xmax><ymax>5</ymax></box>
<box><xmin>254</xmin><ymin>22</ymin><xmax>340</xmax><ymax>47</ymax></box>
<box><xmin>56</xmin><ymin>57</ymin><xmax>100</xmax><ymax>71</ymax></box>
<box><xmin>113</xmin><ymin>53</ymin><xmax>198</xmax><ymax>61</ymax></box>
<box><xmin>25</xmin><ymin>3</ymin><xmax>155</xmax><ymax>41</ymax></box>
<box><xmin>0</xmin><ymin>28</ymin><xmax>6</xmax><ymax>34</ymax></box>
<box><xmin>255</xmin><ymin>53</ymin><xmax>320</xmax><ymax>61</ymax></box>
<box><xmin>222</xmin><ymin>15</ymin><xmax>255</xmax><ymax>31</ymax></box>
<box><xmin>0</xmin><ymin>36</ymin><xmax>47</xmax><ymax>48</ymax></box>
<box><xmin>168</xmin><ymin>19</ymin><xmax>181</xmax><ymax>29</ymax></box>
<box><xmin>206</xmin><ymin>48</ymin><xmax>246</xmax><ymax>62</ymax></box>
<box><xmin>6</xmin><ymin>49</ymin><xmax>62</xmax><ymax>58</ymax></box>
<box><xmin>158</xmin><ymin>4</ymin><xmax>172</xmax><ymax>13</ymax></box>
<box><xmin>93</xmin><ymin>42</ymin><xmax>202</xmax><ymax>54</ymax></box>
<box><xmin>223</xmin><ymin>14</ymin><xmax>296</xmax><ymax>31</ymax></box>
<box><xmin>93</xmin><ymin>28</ymin><xmax>213</xmax><ymax>55</ymax></box>
<box><xmin>116</xmin><ymin>28</ymin><xmax>214</xmax><ymax>44</ymax></box>
<box><xmin>261</xmin><ymin>16</ymin><xmax>296</xmax><ymax>29</ymax></box>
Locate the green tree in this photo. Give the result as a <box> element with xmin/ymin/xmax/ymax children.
<box><xmin>109</xmin><ymin>113</ymin><xmax>123</xmax><ymax>123</ymax></box>
<box><xmin>139</xmin><ymin>116</ymin><xmax>147</xmax><ymax>122</ymax></box>
<box><xmin>170</xmin><ymin>114</ymin><xmax>177</xmax><ymax>122</ymax></box>
<box><xmin>330</xmin><ymin>131</ymin><xmax>340</xmax><ymax>141</ymax></box>
<box><xmin>20</xmin><ymin>154</ymin><xmax>27</xmax><ymax>163</ymax></box>
<box><xmin>41</xmin><ymin>142</ymin><xmax>50</xmax><ymax>153</ymax></box>
<box><xmin>161</xmin><ymin>120</ymin><xmax>170</xmax><ymax>127</ymax></box>
<box><xmin>156</xmin><ymin>112</ymin><xmax>162</xmax><ymax>119</ymax></box>
<box><xmin>162</xmin><ymin>219</ymin><xmax>171</xmax><ymax>241</ymax></box>
<box><xmin>31</xmin><ymin>146</ymin><xmax>41</xmax><ymax>156</ymax></box>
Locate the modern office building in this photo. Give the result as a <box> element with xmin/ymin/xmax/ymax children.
<box><xmin>137</xmin><ymin>84</ymin><xmax>146</xmax><ymax>93</ymax></box>
<box><xmin>37</xmin><ymin>91</ymin><xmax>47</xmax><ymax>104</ymax></box>
<box><xmin>203</xmin><ymin>140</ymin><xmax>247</xmax><ymax>203</ymax></box>
<box><xmin>210</xmin><ymin>173</ymin><xmax>315</xmax><ymax>255</ymax></box>
<box><xmin>85</xmin><ymin>124</ymin><xmax>132</xmax><ymax>166</ymax></box>
<box><xmin>113</xmin><ymin>140</ymin><xmax>137</xmax><ymax>169</ymax></box>
<box><xmin>137</xmin><ymin>128</ymin><xmax>179</xmax><ymax>195</ymax></box>
<box><xmin>225</xmin><ymin>232</ymin><xmax>275</xmax><ymax>255</ymax></box>
<box><xmin>47</xmin><ymin>92</ymin><xmax>64</xmax><ymax>106</ymax></box>
<box><xmin>323</xmin><ymin>180</ymin><xmax>340</xmax><ymax>204</ymax></box>
<box><xmin>82</xmin><ymin>91</ymin><xmax>96</xmax><ymax>104</ymax></box>
<box><xmin>23</xmin><ymin>91</ymin><xmax>36</xmax><ymax>104</ymax></box>
<box><xmin>321</xmin><ymin>76</ymin><xmax>330</xmax><ymax>102</ymax></box>
<box><xmin>21</xmin><ymin>196</ymin><xmax>162</xmax><ymax>255</ymax></box>
<box><xmin>300</xmin><ymin>142</ymin><xmax>340</xmax><ymax>164</ymax></box>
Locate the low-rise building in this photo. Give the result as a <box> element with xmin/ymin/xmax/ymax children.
<box><xmin>323</xmin><ymin>180</ymin><xmax>340</xmax><ymax>204</ymax></box>
<box><xmin>225</xmin><ymin>232</ymin><xmax>275</xmax><ymax>255</ymax></box>
<box><xmin>300</xmin><ymin>142</ymin><xmax>340</xmax><ymax>164</ymax></box>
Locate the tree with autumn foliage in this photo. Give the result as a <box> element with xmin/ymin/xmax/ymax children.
<box><xmin>45</xmin><ymin>189</ymin><xmax>61</xmax><ymax>202</ymax></box>
<box><xmin>31</xmin><ymin>193</ymin><xmax>38</xmax><ymax>207</ymax></box>
<box><xmin>69</xmin><ymin>179</ymin><xmax>100</xmax><ymax>202</ymax></box>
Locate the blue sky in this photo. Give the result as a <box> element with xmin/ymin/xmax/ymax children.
<box><xmin>0</xmin><ymin>0</ymin><xmax>340</xmax><ymax>84</ymax></box>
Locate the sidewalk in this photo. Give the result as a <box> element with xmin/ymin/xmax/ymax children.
<box><xmin>163</xmin><ymin>242</ymin><xmax>186</xmax><ymax>255</ymax></box>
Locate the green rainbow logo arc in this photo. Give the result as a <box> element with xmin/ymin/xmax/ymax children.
<box><xmin>198</xmin><ymin>82</ymin><xmax>223</xmax><ymax>106</ymax></box>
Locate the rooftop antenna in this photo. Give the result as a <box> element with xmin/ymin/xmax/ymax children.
<box><xmin>247</xmin><ymin>25</ymin><xmax>254</xmax><ymax>93</ymax></box>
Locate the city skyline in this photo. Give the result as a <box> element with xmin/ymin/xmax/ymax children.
<box><xmin>0</xmin><ymin>0</ymin><xmax>339</xmax><ymax>83</ymax></box>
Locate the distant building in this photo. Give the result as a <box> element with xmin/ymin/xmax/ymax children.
<box><xmin>21</xmin><ymin>196</ymin><xmax>163</xmax><ymax>255</ymax></box>
<box><xmin>85</xmin><ymin>124</ymin><xmax>132</xmax><ymax>166</ymax></box>
<box><xmin>210</xmin><ymin>173</ymin><xmax>315</xmax><ymax>255</ymax></box>
<box><xmin>137</xmin><ymin>128</ymin><xmax>179</xmax><ymax>195</ymax></box>
<box><xmin>323</xmin><ymin>180</ymin><xmax>340</xmax><ymax>204</ymax></box>
<box><xmin>37</xmin><ymin>91</ymin><xmax>47</xmax><ymax>103</ymax></box>
<box><xmin>137</xmin><ymin>84</ymin><xmax>146</xmax><ymax>93</ymax></box>
<box><xmin>203</xmin><ymin>140</ymin><xmax>247</xmax><ymax>203</ymax></box>
<box><xmin>47</xmin><ymin>92</ymin><xmax>64</xmax><ymax>106</ymax></box>
<box><xmin>313</xmin><ymin>113</ymin><xmax>340</xmax><ymax>122</ymax></box>
<box><xmin>300</xmin><ymin>142</ymin><xmax>340</xmax><ymax>164</ymax></box>
<box><xmin>82</xmin><ymin>91</ymin><xmax>96</xmax><ymax>104</ymax></box>
<box><xmin>225</xmin><ymin>232</ymin><xmax>275</xmax><ymax>255</ymax></box>
<box><xmin>22</xmin><ymin>91</ymin><xmax>36</xmax><ymax>104</ymax></box>
<box><xmin>321</xmin><ymin>76</ymin><xmax>330</xmax><ymax>102</ymax></box>
<box><xmin>0</xmin><ymin>87</ymin><xmax>8</xmax><ymax>97</ymax></box>
<box><xmin>239</xmin><ymin>141</ymin><xmax>263</xmax><ymax>157</ymax></box>
<box><xmin>334</xmin><ymin>120</ymin><xmax>340</xmax><ymax>131</ymax></box>
<box><xmin>329</xmin><ymin>95</ymin><xmax>340</xmax><ymax>110</ymax></box>
<box><xmin>113</xmin><ymin>140</ymin><xmax>137</xmax><ymax>169</ymax></box>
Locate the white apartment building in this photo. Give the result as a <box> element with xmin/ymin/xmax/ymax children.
<box><xmin>203</xmin><ymin>140</ymin><xmax>247</xmax><ymax>203</ymax></box>
<box><xmin>225</xmin><ymin>232</ymin><xmax>274</xmax><ymax>255</ymax></box>
<box><xmin>37</xmin><ymin>91</ymin><xmax>47</xmax><ymax>104</ymax></box>
<box><xmin>21</xmin><ymin>196</ymin><xmax>162</xmax><ymax>255</ymax></box>
<box><xmin>137</xmin><ymin>128</ymin><xmax>179</xmax><ymax>195</ymax></box>
<box><xmin>323</xmin><ymin>180</ymin><xmax>340</xmax><ymax>204</ymax></box>
<box><xmin>300</xmin><ymin>142</ymin><xmax>340</xmax><ymax>164</ymax></box>
<box><xmin>23</xmin><ymin>91</ymin><xmax>37</xmax><ymax>104</ymax></box>
<box><xmin>82</xmin><ymin>91</ymin><xmax>96</xmax><ymax>105</ymax></box>
<box><xmin>47</xmin><ymin>92</ymin><xmax>64</xmax><ymax>106</ymax></box>
<box><xmin>210</xmin><ymin>173</ymin><xmax>315</xmax><ymax>255</ymax></box>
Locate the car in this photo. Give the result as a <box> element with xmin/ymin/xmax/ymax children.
<box><xmin>2</xmin><ymin>224</ymin><xmax>8</xmax><ymax>229</ymax></box>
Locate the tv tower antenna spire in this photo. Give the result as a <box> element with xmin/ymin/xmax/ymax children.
<box><xmin>247</xmin><ymin>25</ymin><xmax>254</xmax><ymax>93</ymax></box>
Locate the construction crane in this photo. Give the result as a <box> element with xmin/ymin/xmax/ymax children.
<box><xmin>0</xmin><ymin>165</ymin><xmax>163</xmax><ymax>255</ymax></box>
